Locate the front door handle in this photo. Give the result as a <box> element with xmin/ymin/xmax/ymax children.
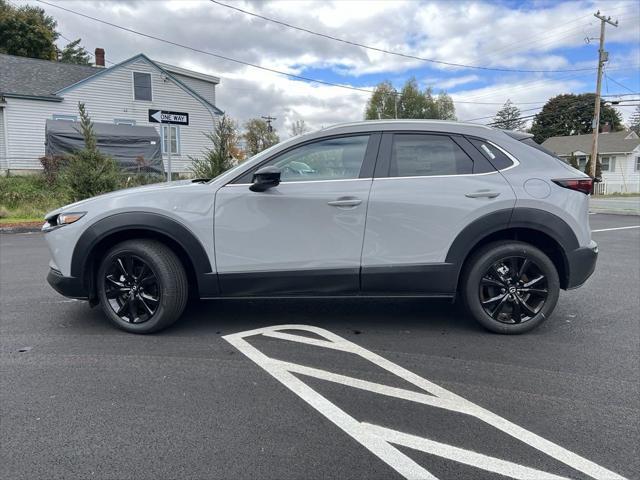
<box><xmin>465</xmin><ymin>190</ymin><xmax>501</xmax><ymax>199</ymax></box>
<box><xmin>327</xmin><ymin>197</ymin><xmax>362</xmax><ymax>208</ymax></box>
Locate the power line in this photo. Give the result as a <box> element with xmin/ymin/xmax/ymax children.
<box><xmin>603</xmin><ymin>72</ymin><xmax>636</xmax><ymax>94</ymax></box>
<box><xmin>35</xmin><ymin>0</ymin><xmax>575</xmax><ymax>108</ymax></box>
<box><xmin>209</xmin><ymin>0</ymin><xmax>597</xmax><ymax>74</ymax></box>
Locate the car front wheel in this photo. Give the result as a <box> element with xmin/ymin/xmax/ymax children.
<box><xmin>463</xmin><ymin>241</ymin><xmax>560</xmax><ymax>334</ymax></box>
<box><xmin>96</xmin><ymin>239</ymin><xmax>188</xmax><ymax>334</ymax></box>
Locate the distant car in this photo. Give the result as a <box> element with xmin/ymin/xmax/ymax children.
<box><xmin>43</xmin><ymin>120</ymin><xmax>597</xmax><ymax>334</ymax></box>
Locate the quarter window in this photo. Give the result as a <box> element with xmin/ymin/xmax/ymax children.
<box><xmin>252</xmin><ymin>135</ymin><xmax>370</xmax><ymax>183</ymax></box>
<box><xmin>390</xmin><ymin>134</ymin><xmax>473</xmax><ymax>177</ymax></box>
<box><xmin>468</xmin><ymin>138</ymin><xmax>514</xmax><ymax>170</ymax></box>
<box><xmin>133</xmin><ymin>72</ymin><xmax>152</xmax><ymax>101</ymax></box>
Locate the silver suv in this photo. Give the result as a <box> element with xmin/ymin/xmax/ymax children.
<box><xmin>43</xmin><ymin>120</ymin><xmax>597</xmax><ymax>334</ymax></box>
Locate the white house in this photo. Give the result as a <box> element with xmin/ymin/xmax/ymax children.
<box><xmin>0</xmin><ymin>50</ymin><xmax>223</xmax><ymax>174</ymax></box>
<box><xmin>542</xmin><ymin>130</ymin><xmax>640</xmax><ymax>194</ymax></box>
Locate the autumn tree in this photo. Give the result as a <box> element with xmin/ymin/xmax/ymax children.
<box><xmin>289</xmin><ymin>119</ymin><xmax>310</xmax><ymax>137</ymax></box>
<box><xmin>492</xmin><ymin>100</ymin><xmax>526</xmax><ymax>131</ymax></box>
<box><xmin>243</xmin><ymin>118</ymin><xmax>279</xmax><ymax>156</ymax></box>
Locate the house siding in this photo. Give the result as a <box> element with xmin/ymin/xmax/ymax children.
<box><xmin>171</xmin><ymin>73</ymin><xmax>216</xmax><ymax>106</ymax></box>
<box><xmin>600</xmin><ymin>150</ymin><xmax>640</xmax><ymax>193</ymax></box>
<box><xmin>3</xmin><ymin>57</ymin><xmax>219</xmax><ymax>173</ymax></box>
<box><xmin>0</xmin><ymin>108</ymin><xmax>6</xmax><ymax>170</ymax></box>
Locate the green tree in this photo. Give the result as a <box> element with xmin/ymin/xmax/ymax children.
<box><xmin>365</xmin><ymin>81</ymin><xmax>398</xmax><ymax>120</ymax></box>
<box><xmin>530</xmin><ymin>93</ymin><xmax>623</xmax><ymax>144</ymax></box>
<box><xmin>62</xmin><ymin>103</ymin><xmax>119</xmax><ymax>201</ymax></box>
<box><xmin>583</xmin><ymin>155</ymin><xmax>603</xmax><ymax>180</ymax></box>
<box><xmin>629</xmin><ymin>105</ymin><xmax>640</xmax><ymax>135</ymax></box>
<box><xmin>0</xmin><ymin>0</ymin><xmax>58</xmax><ymax>60</ymax></box>
<box><xmin>365</xmin><ymin>78</ymin><xmax>456</xmax><ymax>120</ymax></box>
<box><xmin>57</xmin><ymin>38</ymin><xmax>91</xmax><ymax>65</ymax></box>
<box><xmin>289</xmin><ymin>119</ymin><xmax>309</xmax><ymax>137</ymax></box>
<box><xmin>492</xmin><ymin>99</ymin><xmax>526</xmax><ymax>131</ymax></box>
<box><xmin>243</xmin><ymin>118</ymin><xmax>279</xmax><ymax>156</ymax></box>
<box><xmin>189</xmin><ymin>115</ymin><xmax>239</xmax><ymax>179</ymax></box>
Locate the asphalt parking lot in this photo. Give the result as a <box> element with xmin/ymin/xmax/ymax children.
<box><xmin>1</xmin><ymin>213</ymin><xmax>638</xmax><ymax>480</ymax></box>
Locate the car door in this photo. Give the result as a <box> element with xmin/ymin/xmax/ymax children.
<box><xmin>361</xmin><ymin>132</ymin><xmax>517</xmax><ymax>295</ymax></box>
<box><xmin>214</xmin><ymin>133</ymin><xmax>380</xmax><ymax>296</ymax></box>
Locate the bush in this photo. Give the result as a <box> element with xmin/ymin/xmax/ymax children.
<box><xmin>189</xmin><ymin>115</ymin><xmax>238</xmax><ymax>179</ymax></box>
<box><xmin>39</xmin><ymin>155</ymin><xmax>66</xmax><ymax>186</ymax></box>
<box><xmin>61</xmin><ymin>102</ymin><xmax>120</xmax><ymax>201</ymax></box>
<box><xmin>0</xmin><ymin>174</ymin><xmax>69</xmax><ymax>220</ymax></box>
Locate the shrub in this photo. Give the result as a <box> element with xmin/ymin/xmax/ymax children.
<box><xmin>39</xmin><ymin>155</ymin><xmax>66</xmax><ymax>186</ymax></box>
<box><xmin>189</xmin><ymin>115</ymin><xmax>238</xmax><ymax>179</ymax></box>
<box><xmin>61</xmin><ymin>102</ymin><xmax>120</xmax><ymax>201</ymax></box>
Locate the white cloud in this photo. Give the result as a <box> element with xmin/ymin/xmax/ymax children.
<box><xmin>26</xmin><ymin>0</ymin><xmax>638</xmax><ymax>134</ymax></box>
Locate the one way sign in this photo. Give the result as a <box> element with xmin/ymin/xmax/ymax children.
<box><xmin>148</xmin><ymin>109</ymin><xmax>189</xmax><ymax>126</ymax></box>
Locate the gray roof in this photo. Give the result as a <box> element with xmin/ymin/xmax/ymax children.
<box><xmin>0</xmin><ymin>54</ymin><xmax>100</xmax><ymax>100</ymax></box>
<box><xmin>542</xmin><ymin>130</ymin><xmax>640</xmax><ymax>155</ymax></box>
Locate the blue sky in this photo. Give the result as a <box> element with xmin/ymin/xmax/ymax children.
<box><xmin>33</xmin><ymin>0</ymin><xmax>640</xmax><ymax>132</ymax></box>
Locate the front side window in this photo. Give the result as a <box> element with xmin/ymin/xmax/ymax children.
<box><xmin>257</xmin><ymin>135</ymin><xmax>370</xmax><ymax>183</ymax></box>
<box><xmin>161</xmin><ymin>125</ymin><xmax>179</xmax><ymax>154</ymax></box>
<box><xmin>600</xmin><ymin>156</ymin><xmax>615</xmax><ymax>172</ymax></box>
<box><xmin>390</xmin><ymin>134</ymin><xmax>473</xmax><ymax>177</ymax></box>
<box><xmin>133</xmin><ymin>72</ymin><xmax>152</xmax><ymax>101</ymax></box>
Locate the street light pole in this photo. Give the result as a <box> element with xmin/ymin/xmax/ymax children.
<box><xmin>589</xmin><ymin>11</ymin><xmax>618</xmax><ymax>181</ymax></box>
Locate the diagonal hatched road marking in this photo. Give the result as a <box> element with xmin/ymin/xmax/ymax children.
<box><xmin>224</xmin><ymin>325</ymin><xmax>626</xmax><ymax>480</ymax></box>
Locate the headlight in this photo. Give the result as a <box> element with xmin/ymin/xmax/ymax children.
<box><xmin>43</xmin><ymin>211</ymin><xmax>86</xmax><ymax>232</ymax></box>
<box><xmin>57</xmin><ymin>212</ymin><xmax>86</xmax><ymax>226</ymax></box>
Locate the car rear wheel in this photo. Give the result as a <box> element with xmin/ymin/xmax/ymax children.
<box><xmin>97</xmin><ymin>239</ymin><xmax>188</xmax><ymax>334</ymax></box>
<box><xmin>463</xmin><ymin>241</ymin><xmax>560</xmax><ymax>334</ymax></box>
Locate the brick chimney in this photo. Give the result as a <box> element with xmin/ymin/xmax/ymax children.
<box><xmin>94</xmin><ymin>48</ymin><xmax>105</xmax><ymax>67</ymax></box>
<box><xmin>601</xmin><ymin>122</ymin><xmax>611</xmax><ymax>134</ymax></box>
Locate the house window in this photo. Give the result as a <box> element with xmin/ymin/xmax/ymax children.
<box><xmin>161</xmin><ymin>125</ymin><xmax>180</xmax><ymax>154</ymax></box>
<box><xmin>114</xmin><ymin>118</ymin><xmax>136</xmax><ymax>126</ymax></box>
<box><xmin>133</xmin><ymin>72</ymin><xmax>152</xmax><ymax>101</ymax></box>
<box><xmin>53</xmin><ymin>114</ymin><xmax>77</xmax><ymax>121</ymax></box>
<box><xmin>600</xmin><ymin>156</ymin><xmax>615</xmax><ymax>172</ymax></box>
<box><xmin>577</xmin><ymin>156</ymin><xmax>587</xmax><ymax>170</ymax></box>
<box><xmin>636</xmin><ymin>157</ymin><xmax>640</xmax><ymax>172</ymax></box>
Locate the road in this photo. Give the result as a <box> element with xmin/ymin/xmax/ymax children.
<box><xmin>1</xmin><ymin>213</ymin><xmax>639</xmax><ymax>480</ymax></box>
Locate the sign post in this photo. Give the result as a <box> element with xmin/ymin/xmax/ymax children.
<box><xmin>148</xmin><ymin>109</ymin><xmax>189</xmax><ymax>182</ymax></box>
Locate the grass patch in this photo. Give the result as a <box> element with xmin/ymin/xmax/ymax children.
<box><xmin>0</xmin><ymin>173</ymin><xmax>167</xmax><ymax>221</ymax></box>
<box><xmin>0</xmin><ymin>175</ymin><xmax>69</xmax><ymax>220</ymax></box>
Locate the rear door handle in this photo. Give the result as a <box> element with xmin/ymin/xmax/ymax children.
<box><xmin>327</xmin><ymin>197</ymin><xmax>362</xmax><ymax>208</ymax></box>
<box><xmin>465</xmin><ymin>190</ymin><xmax>501</xmax><ymax>199</ymax></box>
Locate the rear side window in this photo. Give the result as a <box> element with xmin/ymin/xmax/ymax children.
<box><xmin>467</xmin><ymin>138</ymin><xmax>513</xmax><ymax>170</ymax></box>
<box><xmin>390</xmin><ymin>134</ymin><xmax>473</xmax><ymax>177</ymax></box>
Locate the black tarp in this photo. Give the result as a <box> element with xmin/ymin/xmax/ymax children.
<box><xmin>45</xmin><ymin>119</ymin><xmax>163</xmax><ymax>173</ymax></box>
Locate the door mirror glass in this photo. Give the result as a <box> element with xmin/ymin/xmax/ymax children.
<box><xmin>250</xmin><ymin>166</ymin><xmax>281</xmax><ymax>192</ymax></box>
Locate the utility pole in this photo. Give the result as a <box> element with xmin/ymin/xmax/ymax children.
<box><xmin>589</xmin><ymin>10</ymin><xmax>618</xmax><ymax>181</ymax></box>
<box><xmin>261</xmin><ymin>115</ymin><xmax>276</xmax><ymax>132</ymax></box>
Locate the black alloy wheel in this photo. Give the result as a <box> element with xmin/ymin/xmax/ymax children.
<box><xmin>479</xmin><ymin>256</ymin><xmax>548</xmax><ymax>324</ymax></box>
<box><xmin>103</xmin><ymin>254</ymin><xmax>161</xmax><ymax>324</ymax></box>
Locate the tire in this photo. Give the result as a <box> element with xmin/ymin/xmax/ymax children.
<box><xmin>462</xmin><ymin>241</ymin><xmax>560</xmax><ymax>334</ymax></box>
<box><xmin>96</xmin><ymin>239</ymin><xmax>188</xmax><ymax>334</ymax></box>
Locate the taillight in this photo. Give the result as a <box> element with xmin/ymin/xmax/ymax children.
<box><xmin>552</xmin><ymin>178</ymin><xmax>593</xmax><ymax>195</ymax></box>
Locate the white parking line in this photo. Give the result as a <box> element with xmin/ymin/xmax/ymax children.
<box><xmin>592</xmin><ymin>225</ymin><xmax>640</xmax><ymax>233</ymax></box>
<box><xmin>224</xmin><ymin>325</ymin><xmax>626</xmax><ymax>480</ymax></box>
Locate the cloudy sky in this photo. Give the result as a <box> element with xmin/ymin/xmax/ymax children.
<box><xmin>27</xmin><ymin>0</ymin><xmax>640</xmax><ymax>135</ymax></box>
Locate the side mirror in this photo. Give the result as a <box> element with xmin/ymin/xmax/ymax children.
<box><xmin>250</xmin><ymin>166</ymin><xmax>281</xmax><ymax>192</ymax></box>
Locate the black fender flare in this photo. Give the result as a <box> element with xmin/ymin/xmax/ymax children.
<box><xmin>71</xmin><ymin>212</ymin><xmax>218</xmax><ymax>297</ymax></box>
<box><xmin>445</xmin><ymin>207</ymin><xmax>578</xmax><ymax>285</ymax></box>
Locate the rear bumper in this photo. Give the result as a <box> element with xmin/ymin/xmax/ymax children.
<box><xmin>565</xmin><ymin>240</ymin><xmax>598</xmax><ymax>289</ymax></box>
<box><xmin>46</xmin><ymin>268</ymin><xmax>88</xmax><ymax>299</ymax></box>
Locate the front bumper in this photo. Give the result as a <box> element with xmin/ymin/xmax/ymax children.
<box><xmin>565</xmin><ymin>240</ymin><xmax>598</xmax><ymax>289</ymax></box>
<box><xmin>46</xmin><ymin>268</ymin><xmax>88</xmax><ymax>299</ymax></box>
